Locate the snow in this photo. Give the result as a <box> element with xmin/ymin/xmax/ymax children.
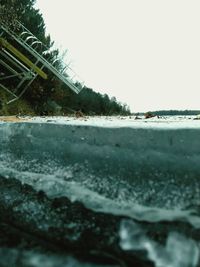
<box><xmin>27</xmin><ymin>115</ymin><xmax>200</xmax><ymax>129</ymax></box>
<box><xmin>1</xmin><ymin>115</ymin><xmax>200</xmax><ymax>129</ymax></box>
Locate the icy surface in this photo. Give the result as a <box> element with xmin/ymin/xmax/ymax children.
<box><xmin>0</xmin><ymin>160</ymin><xmax>200</xmax><ymax>229</ymax></box>
<box><xmin>0</xmin><ymin>248</ymin><xmax>117</xmax><ymax>267</ymax></box>
<box><xmin>1</xmin><ymin>116</ymin><xmax>200</xmax><ymax>226</ymax></box>
<box><xmin>1</xmin><ymin>115</ymin><xmax>200</xmax><ymax>128</ymax></box>
<box><xmin>1</xmin><ymin>116</ymin><xmax>200</xmax><ymax>266</ymax></box>
<box><xmin>120</xmin><ymin>219</ymin><xmax>199</xmax><ymax>267</ymax></box>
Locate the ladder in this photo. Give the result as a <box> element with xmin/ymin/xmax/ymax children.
<box><xmin>0</xmin><ymin>20</ymin><xmax>84</xmax><ymax>104</ymax></box>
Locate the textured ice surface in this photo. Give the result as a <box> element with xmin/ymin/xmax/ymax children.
<box><xmin>1</xmin><ymin>157</ymin><xmax>200</xmax><ymax>229</ymax></box>
<box><xmin>120</xmin><ymin>219</ymin><xmax>199</xmax><ymax>267</ymax></box>
<box><xmin>0</xmin><ymin>248</ymin><xmax>117</xmax><ymax>267</ymax></box>
<box><xmin>1</xmin><ymin>116</ymin><xmax>200</xmax><ymax>266</ymax></box>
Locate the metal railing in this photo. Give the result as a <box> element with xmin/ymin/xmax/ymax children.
<box><xmin>0</xmin><ymin>20</ymin><xmax>84</xmax><ymax>103</ymax></box>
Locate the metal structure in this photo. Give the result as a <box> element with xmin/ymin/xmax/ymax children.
<box><xmin>0</xmin><ymin>20</ymin><xmax>84</xmax><ymax>104</ymax></box>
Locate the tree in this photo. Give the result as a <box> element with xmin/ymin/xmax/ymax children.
<box><xmin>0</xmin><ymin>0</ymin><xmax>131</xmax><ymax>116</ymax></box>
<box><xmin>60</xmin><ymin>86</ymin><xmax>131</xmax><ymax>116</ymax></box>
<box><xmin>0</xmin><ymin>1</ymin><xmax>19</xmax><ymax>28</ymax></box>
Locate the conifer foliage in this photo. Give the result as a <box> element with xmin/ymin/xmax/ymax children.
<box><xmin>0</xmin><ymin>0</ymin><xmax>131</xmax><ymax>115</ymax></box>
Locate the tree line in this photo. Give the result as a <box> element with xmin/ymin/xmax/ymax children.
<box><xmin>136</xmin><ymin>110</ymin><xmax>200</xmax><ymax>116</ymax></box>
<box><xmin>0</xmin><ymin>0</ymin><xmax>131</xmax><ymax>116</ymax></box>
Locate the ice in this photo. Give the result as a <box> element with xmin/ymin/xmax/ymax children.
<box><xmin>166</xmin><ymin>232</ymin><xmax>199</xmax><ymax>267</ymax></box>
<box><xmin>1</xmin><ymin>154</ymin><xmax>200</xmax><ymax>229</ymax></box>
<box><xmin>0</xmin><ymin>248</ymin><xmax>117</xmax><ymax>267</ymax></box>
<box><xmin>119</xmin><ymin>219</ymin><xmax>199</xmax><ymax>267</ymax></box>
<box><xmin>15</xmin><ymin>115</ymin><xmax>200</xmax><ymax>129</ymax></box>
<box><xmin>1</xmin><ymin>116</ymin><xmax>200</xmax><ymax>266</ymax></box>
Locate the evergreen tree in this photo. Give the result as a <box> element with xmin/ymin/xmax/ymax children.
<box><xmin>0</xmin><ymin>0</ymin><xmax>131</xmax><ymax>116</ymax></box>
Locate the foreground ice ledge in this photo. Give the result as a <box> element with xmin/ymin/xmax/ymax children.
<box><xmin>1</xmin><ymin>116</ymin><xmax>200</xmax><ymax>226</ymax></box>
<box><xmin>1</xmin><ymin>115</ymin><xmax>200</xmax><ymax>157</ymax></box>
<box><xmin>1</xmin><ymin>116</ymin><xmax>200</xmax><ymax>179</ymax></box>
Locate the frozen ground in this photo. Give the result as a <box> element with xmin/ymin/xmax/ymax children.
<box><xmin>0</xmin><ymin>115</ymin><xmax>200</xmax><ymax>266</ymax></box>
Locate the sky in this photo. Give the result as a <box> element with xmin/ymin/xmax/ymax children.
<box><xmin>35</xmin><ymin>0</ymin><xmax>200</xmax><ymax>112</ymax></box>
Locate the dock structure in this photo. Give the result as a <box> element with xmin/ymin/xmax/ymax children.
<box><xmin>0</xmin><ymin>20</ymin><xmax>84</xmax><ymax>104</ymax></box>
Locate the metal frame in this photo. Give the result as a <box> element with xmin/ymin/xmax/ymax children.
<box><xmin>0</xmin><ymin>20</ymin><xmax>84</xmax><ymax>104</ymax></box>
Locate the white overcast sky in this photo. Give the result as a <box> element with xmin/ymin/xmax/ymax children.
<box><xmin>35</xmin><ymin>0</ymin><xmax>200</xmax><ymax>112</ymax></box>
